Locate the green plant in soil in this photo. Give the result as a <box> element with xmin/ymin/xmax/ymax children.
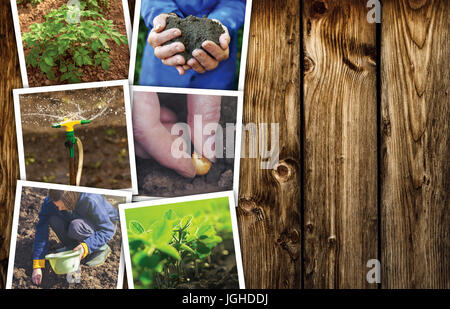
<box><xmin>84</xmin><ymin>0</ymin><xmax>110</xmax><ymax>12</ymax></box>
<box><xmin>127</xmin><ymin>204</ymin><xmax>232</xmax><ymax>289</ymax></box>
<box><xmin>17</xmin><ymin>0</ymin><xmax>43</xmax><ymax>6</ymax></box>
<box><xmin>22</xmin><ymin>2</ymin><xmax>127</xmax><ymax>83</ymax></box>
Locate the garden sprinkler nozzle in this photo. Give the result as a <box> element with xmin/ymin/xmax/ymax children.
<box><xmin>52</xmin><ymin>117</ymin><xmax>91</xmax><ymax>185</ymax></box>
<box><xmin>52</xmin><ymin>117</ymin><xmax>92</xmax><ymax>133</ymax></box>
<box><xmin>52</xmin><ymin>118</ymin><xmax>91</xmax><ymax>158</ymax></box>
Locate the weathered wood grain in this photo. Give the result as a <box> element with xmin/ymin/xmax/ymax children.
<box><xmin>0</xmin><ymin>0</ymin><xmax>22</xmax><ymax>288</ymax></box>
<box><xmin>381</xmin><ymin>0</ymin><xmax>449</xmax><ymax>289</ymax></box>
<box><xmin>237</xmin><ymin>0</ymin><xmax>302</xmax><ymax>288</ymax></box>
<box><xmin>303</xmin><ymin>0</ymin><xmax>378</xmax><ymax>288</ymax></box>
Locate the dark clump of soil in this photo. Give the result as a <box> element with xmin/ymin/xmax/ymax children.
<box><xmin>11</xmin><ymin>187</ymin><xmax>124</xmax><ymax>289</ymax></box>
<box><xmin>137</xmin><ymin>94</ymin><xmax>237</xmax><ymax>197</ymax></box>
<box><xmin>164</xmin><ymin>15</ymin><xmax>225</xmax><ymax>61</ymax></box>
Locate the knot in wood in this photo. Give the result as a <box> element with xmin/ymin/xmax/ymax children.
<box><xmin>327</xmin><ymin>235</ymin><xmax>337</xmax><ymax>247</ymax></box>
<box><xmin>362</xmin><ymin>44</ymin><xmax>377</xmax><ymax>66</ymax></box>
<box><xmin>304</xmin><ymin>56</ymin><xmax>315</xmax><ymax>74</ymax></box>
<box><xmin>310</xmin><ymin>1</ymin><xmax>328</xmax><ymax>18</ymax></box>
<box><xmin>238</xmin><ymin>198</ymin><xmax>265</xmax><ymax>221</ymax></box>
<box><xmin>272</xmin><ymin>159</ymin><xmax>296</xmax><ymax>183</ymax></box>
<box><xmin>277</xmin><ymin>229</ymin><xmax>300</xmax><ymax>261</ymax></box>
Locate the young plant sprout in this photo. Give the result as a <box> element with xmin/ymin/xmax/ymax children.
<box><xmin>128</xmin><ymin>208</ymin><xmax>228</xmax><ymax>288</ymax></box>
<box><xmin>192</xmin><ymin>152</ymin><xmax>212</xmax><ymax>175</ymax></box>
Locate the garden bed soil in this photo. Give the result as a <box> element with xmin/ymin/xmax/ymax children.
<box><xmin>164</xmin><ymin>15</ymin><xmax>225</xmax><ymax>61</ymax></box>
<box><xmin>174</xmin><ymin>239</ymin><xmax>239</xmax><ymax>289</ymax></box>
<box><xmin>137</xmin><ymin>94</ymin><xmax>237</xmax><ymax>197</ymax></box>
<box><xmin>11</xmin><ymin>187</ymin><xmax>124</xmax><ymax>289</ymax></box>
<box><xmin>17</xmin><ymin>0</ymin><xmax>129</xmax><ymax>86</ymax></box>
<box><xmin>23</xmin><ymin>126</ymin><xmax>132</xmax><ymax>190</ymax></box>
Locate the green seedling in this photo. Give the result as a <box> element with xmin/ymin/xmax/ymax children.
<box><xmin>128</xmin><ymin>208</ymin><xmax>228</xmax><ymax>289</ymax></box>
<box><xmin>25</xmin><ymin>155</ymin><xmax>35</xmax><ymax>166</ymax></box>
<box><xmin>17</xmin><ymin>0</ymin><xmax>43</xmax><ymax>6</ymax></box>
<box><xmin>42</xmin><ymin>175</ymin><xmax>56</xmax><ymax>183</ymax></box>
<box><xmin>84</xmin><ymin>0</ymin><xmax>110</xmax><ymax>11</ymax></box>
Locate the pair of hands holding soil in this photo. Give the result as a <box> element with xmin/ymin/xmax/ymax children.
<box><xmin>149</xmin><ymin>14</ymin><xmax>230</xmax><ymax>75</ymax></box>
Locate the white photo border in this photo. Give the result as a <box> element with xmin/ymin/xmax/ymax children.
<box><xmin>10</xmin><ymin>0</ymin><xmax>133</xmax><ymax>88</ymax></box>
<box><xmin>6</xmin><ymin>180</ymin><xmax>133</xmax><ymax>289</ymax></box>
<box><xmin>128</xmin><ymin>0</ymin><xmax>253</xmax><ymax>91</ymax></box>
<box><xmin>119</xmin><ymin>190</ymin><xmax>245</xmax><ymax>289</ymax></box>
<box><xmin>132</xmin><ymin>85</ymin><xmax>243</xmax><ymax>202</ymax></box>
<box><xmin>13</xmin><ymin>80</ymin><xmax>138</xmax><ymax>194</ymax></box>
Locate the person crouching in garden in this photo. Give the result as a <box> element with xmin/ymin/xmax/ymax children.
<box><xmin>31</xmin><ymin>190</ymin><xmax>119</xmax><ymax>286</ymax></box>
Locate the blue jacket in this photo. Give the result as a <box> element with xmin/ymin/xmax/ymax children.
<box><xmin>33</xmin><ymin>193</ymin><xmax>119</xmax><ymax>261</ymax></box>
<box><xmin>139</xmin><ymin>0</ymin><xmax>246</xmax><ymax>90</ymax></box>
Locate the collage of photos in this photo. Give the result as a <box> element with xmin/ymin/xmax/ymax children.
<box><xmin>8</xmin><ymin>0</ymin><xmax>253</xmax><ymax>289</ymax></box>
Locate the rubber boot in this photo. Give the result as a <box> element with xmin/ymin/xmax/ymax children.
<box><xmin>82</xmin><ymin>244</ymin><xmax>111</xmax><ymax>267</ymax></box>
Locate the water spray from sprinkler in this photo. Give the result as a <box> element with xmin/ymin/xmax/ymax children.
<box><xmin>52</xmin><ymin>117</ymin><xmax>91</xmax><ymax>186</ymax></box>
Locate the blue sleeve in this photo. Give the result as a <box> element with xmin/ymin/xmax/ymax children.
<box><xmin>83</xmin><ymin>199</ymin><xmax>116</xmax><ymax>253</ymax></box>
<box><xmin>208</xmin><ymin>0</ymin><xmax>246</xmax><ymax>34</ymax></box>
<box><xmin>33</xmin><ymin>197</ymin><xmax>57</xmax><ymax>260</ymax></box>
<box><xmin>141</xmin><ymin>0</ymin><xmax>183</xmax><ymax>29</ymax></box>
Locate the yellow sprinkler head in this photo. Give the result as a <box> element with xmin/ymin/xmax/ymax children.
<box><xmin>52</xmin><ymin>118</ymin><xmax>91</xmax><ymax>132</ymax></box>
<box><xmin>52</xmin><ymin>117</ymin><xmax>91</xmax><ymax>158</ymax></box>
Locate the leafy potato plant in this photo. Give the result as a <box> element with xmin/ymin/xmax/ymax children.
<box><xmin>84</xmin><ymin>0</ymin><xmax>110</xmax><ymax>12</ymax></box>
<box><xmin>22</xmin><ymin>2</ymin><xmax>127</xmax><ymax>83</ymax></box>
<box><xmin>128</xmin><ymin>208</ymin><xmax>228</xmax><ymax>288</ymax></box>
<box><xmin>17</xmin><ymin>0</ymin><xmax>43</xmax><ymax>6</ymax></box>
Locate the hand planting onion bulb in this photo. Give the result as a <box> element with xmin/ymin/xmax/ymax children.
<box><xmin>132</xmin><ymin>92</ymin><xmax>221</xmax><ymax>178</ymax></box>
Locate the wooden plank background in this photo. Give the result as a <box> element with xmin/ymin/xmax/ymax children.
<box><xmin>302</xmin><ymin>0</ymin><xmax>377</xmax><ymax>289</ymax></box>
<box><xmin>381</xmin><ymin>0</ymin><xmax>449</xmax><ymax>289</ymax></box>
<box><xmin>237</xmin><ymin>0</ymin><xmax>302</xmax><ymax>289</ymax></box>
<box><xmin>0</xmin><ymin>0</ymin><xmax>448</xmax><ymax>289</ymax></box>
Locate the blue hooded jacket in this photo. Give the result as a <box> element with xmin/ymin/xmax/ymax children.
<box><xmin>32</xmin><ymin>193</ymin><xmax>119</xmax><ymax>261</ymax></box>
<box><xmin>139</xmin><ymin>0</ymin><xmax>246</xmax><ymax>90</ymax></box>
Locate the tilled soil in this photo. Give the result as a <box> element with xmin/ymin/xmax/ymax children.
<box><xmin>137</xmin><ymin>94</ymin><xmax>237</xmax><ymax>197</ymax></box>
<box><xmin>23</xmin><ymin>126</ymin><xmax>132</xmax><ymax>190</ymax></box>
<box><xmin>174</xmin><ymin>239</ymin><xmax>240</xmax><ymax>289</ymax></box>
<box><xmin>17</xmin><ymin>0</ymin><xmax>130</xmax><ymax>86</ymax></box>
<box><xmin>11</xmin><ymin>187</ymin><xmax>124</xmax><ymax>289</ymax></box>
<box><xmin>164</xmin><ymin>15</ymin><xmax>225</xmax><ymax>61</ymax></box>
